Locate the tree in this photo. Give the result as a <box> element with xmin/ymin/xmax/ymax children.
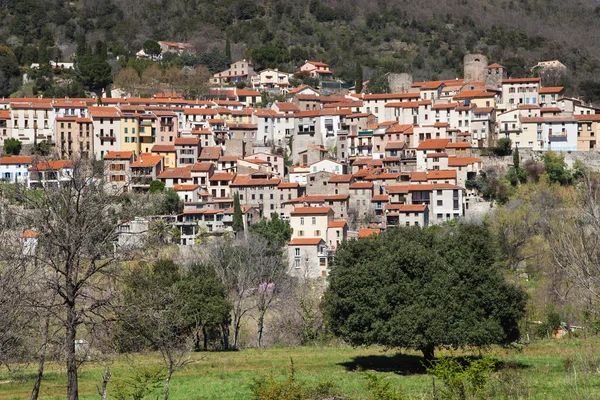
<box><xmin>149</xmin><ymin>180</ymin><xmax>165</xmax><ymax>193</ymax></box>
<box><xmin>355</xmin><ymin>62</ymin><xmax>363</xmax><ymax>93</ymax></box>
<box><xmin>367</xmin><ymin>69</ymin><xmax>390</xmax><ymax>94</ymax></box>
<box><xmin>182</xmin><ymin>66</ymin><xmax>210</xmax><ymax>99</ymax></box>
<box><xmin>3</xmin><ymin>138</ymin><xmax>21</xmax><ymax>155</ymax></box>
<box><xmin>513</xmin><ymin>146</ymin><xmax>520</xmax><ymax>170</ymax></box>
<box><xmin>324</xmin><ymin>224</ymin><xmax>527</xmax><ymax>362</ymax></box>
<box><xmin>143</xmin><ymin>40</ymin><xmax>162</xmax><ymax>59</ymax></box>
<box><xmin>225</xmin><ymin>37</ymin><xmax>231</xmax><ymax>61</ymax></box>
<box><xmin>118</xmin><ymin>259</ymin><xmax>230</xmax><ymax>398</ymax></box>
<box><xmin>4</xmin><ymin>159</ymin><xmax>131</xmax><ymax>400</ymax></box>
<box><xmin>113</xmin><ymin>67</ymin><xmax>140</xmax><ymax>96</ymax></box>
<box><xmin>76</xmin><ymin>55</ymin><xmax>112</xmax><ymax>93</ymax></box>
<box><xmin>232</xmin><ymin>193</ymin><xmax>244</xmax><ymax>233</ymax></box>
<box><xmin>249</xmin><ymin>213</ymin><xmax>293</xmax><ymax>248</ymax></box>
<box><xmin>160</xmin><ymin>188</ymin><xmax>183</xmax><ymax>215</ymax></box>
<box><xmin>140</xmin><ymin>64</ymin><xmax>163</xmax><ymax>97</ymax></box>
<box><xmin>496</xmin><ymin>138</ymin><xmax>512</xmax><ymax>156</ymax></box>
<box><xmin>542</xmin><ymin>151</ymin><xmax>573</xmax><ymax>185</ymax></box>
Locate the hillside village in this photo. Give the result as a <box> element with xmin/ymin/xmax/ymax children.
<box><xmin>1</xmin><ymin>54</ymin><xmax>598</xmax><ymax>279</ymax></box>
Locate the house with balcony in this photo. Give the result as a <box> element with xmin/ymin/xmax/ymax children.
<box><xmin>55</xmin><ymin>117</ymin><xmax>94</xmax><ymax>159</ymax></box>
<box><xmin>130</xmin><ymin>153</ymin><xmax>164</xmax><ymax>192</ymax></box>
<box><xmin>251</xmin><ymin>69</ymin><xmax>291</xmax><ymax>92</ymax></box>
<box><xmin>210</xmin><ymin>60</ymin><xmax>256</xmax><ymax>85</ymax></box>
<box><xmin>103</xmin><ymin>151</ymin><xmax>135</xmax><ymax>192</ymax></box>
<box><xmin>9</xmin><ymin>99</ymin><xmax>54</xmax><ymax>145</ymax></box>
<box><xmin>28</xmin><ymin>160</ymin><xmax>74</xmax><ymax>189</ymax></box>
<box><xmin>174</xmin><ymin>137</ymin><xmax>200</xmax><ymax>167</ymax></box>
<box><xmin>90</xmin><ymin>106</ymin><xmax>121</xmax><ymax>159</ymax></box>
<box><xmin>298</xmin><ymin>61</ymin><xmax>333</xmax><ymax>80</ymax></box>
<box><xmin>575</xmin><ymin>114</ymin><xmax>600</xmax><ymax>151</ymax></box>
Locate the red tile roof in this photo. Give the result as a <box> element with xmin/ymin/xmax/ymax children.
<box><xmin>29</xmin><ymin>160</ymin><xmax>74</xmax><ymax>171</ymax></box>
<box><xmin>289</xmin><ymin>238</ymin><xmax>324</xmax><ymax>245</ymax></box>
<box><xmin>328</xmin><ymin>221</ymin><xmax>347</xmax><ymax>228</ymax></box>
<box><xmin>131</xmin><ymin>154</ymin><xmax>162</xmax><ymax>167</ymax></box>
<box><xmin>290</xmin><ymin>207</ymin><xmax>332</xmax><ymax>215</ymax></box>
<box><xmin>417</xmin><ymin>139</ymin><xmax>450</xmax><ymax>150</ymax></box>
<box><xmin>157</xmin><ymin>166</ymin><xmax>192</xmax><ymax>179</ymax></box>
<box><xmin>350</xmin><ymin>182</ymin><xmax>374</xmax><ymax>190</ymax></box>
<box><xmin>358</xmin><ymin>228</ymin><xmax>380</xmax><ymax>238</ymax></box>
<box><xmin>174</xmin><ymin>137</ymin><xmax>200</xmax><ymax>145</ymax></box>
<box><xmin>104</xmin><ymin>151</ymin><xmax>134</xmax><ymax>160</ymax></box>
<box><xmin>0</xmin><ymin>156</ymin><xmax>34</xmax><ymax>165</ymax></box>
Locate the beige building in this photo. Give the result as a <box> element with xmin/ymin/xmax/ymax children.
<box><xmin>289</xmin><ymin>206</ymin><xmax>333</xmax><ymax>242</ymax></box>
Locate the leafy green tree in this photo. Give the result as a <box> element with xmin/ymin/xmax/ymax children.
<box><xmin>324</xmin><ymin>224</ymin><xmax>527</xmax><ymax>362</ymax></box>
<box><xmin>232</xmin><ymin>193</ymin><xmax>244</xmax><ymax>233</ymax></box>
<box><xmin>355</xmin><ymin>62</ymin><xmax>363</xmax><ymax>93</ymax></box>
<box><xmin>161</xmin><ymin>188</ymin><xmax>183</xmax><ymax>215</ymax></box>
<box><xmin>76</xmin><ymin>55</ymin><xmax>112</xmax><ymax>93</ymax></box>
<box><xmin>513</xmin><ymin>146</ymin><xmax>520</xmax><ymax>170</ymax></box>
<box><xmin>542</xmin><ymin>151</ymin><xmax>573</xmax><ymax>185</ymax></box>
<box><xmin>496</xmin><ymin>138</ymin><xmax>512</xmax><ymax>156</ymax></box>
<box><xmin>0</xmin><ymin>46</ymin><xmax>21</xmax><ymax>97</ymax></box>
<box><xmin>143</xmin><ymin>40</ymin><xmax>162</xmax><ymax>58</ymax></box>
<box><xmin>367</xmin><ymin>69</ymin><xmax>390</xmax><ymax>94</ymax></box>
<box><xmin>249</xmin><ymin>213</ymin><xmax>293</xmax><ymax>248</ymax></box>
<box><xmin>149</xmin><ymin>180</ymin><xmax>165</xmax><ymax>193</ymax></box>
<box><xmin>3</xmin><ymin>138</ymin><xmax>21</xmax><ymax>156</ymax></box>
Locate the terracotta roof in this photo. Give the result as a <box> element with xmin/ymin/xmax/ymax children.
<box><xmin>278</xmin><ymin>182</ymin><xmax>300</xmax><ymax>189</ymax></box>
<box><xmin>30</xmin><ymin>160</ymin><xmax>74</xmax><ymax>171</ymax></box>
<box><xmin>540</xmin><ymin>107</ymin><xmax>562</xmax><ymax>113</ymax></box>
<box><xmin>540</xmin><ymin>87</ymin><xmax>565</xmax><ymax>94</ymax></box>
<box><xmin>371</xmin><ymin>194</ymin><xmax>389</xmax><ymax>202</ymax></box>
<box><xmin>275</xmin><ymin>102</ymin><xmax>300</xmax><ymax>112</ymax></box>
<box><xmin>454</xmin><ymin>90</ymin><xmax>496</xmax><ymax>99</ymax></box>
<box><xmin>362</xmin><ymin>93</ymin><xmax>420</xmax><ymax>100</ymax></box>
<box><xmin>157</xmin><ymin>166</ymin><xmax>192</xmax><ymax>179</ymax></box>
<box><xmin>230</xmin><ymin>175</ymin><xmax>280</xmax><ymax>186</ymax></box>
<box><xmin>427</xmin><ymin>170</ymin><xmax>457</xmax><ymax>180</ymax></box>
<box><xmin>174</xmin><ymin>137</ymin><xmax>200</xmax><ymax>145</ymax></box>
<box><xmin>358</xmin><ymin>228</ymin><xmax>380</xmax><ymax>238</ymax></box>
<box><xmin>575</xmin><ymin>114</ymin><xmax>600</xmax><ymax>122</ymax></box>
<box><xmin>385</xmin><ymin>185</ymin><xmax>410</xmax><ymax>194</ymax></box>
<box><xmin>89</xmin><ymin>106</ymin><xmax>121</xmax><ymax>118</ymax></box>
<box><xmin>199</xmin><ymin>147</ymin><xmax>222</xmax><ymax>160</ymax></box>
<box><xmin>328</xmin><ymin>174</ymin><xmax>353</xmax><ymax>183</ymax></box>
<box><xmin>425</xmin><ymin>152</ymin><xmax>448</xmax><ymax>158</ymax></box>
<box><xmin>396</xmin><ymin>204</ymin><xmax>428</xmax><ymax>212</ymax></box>
<box><xmin>191</xmin><ymin>162</ymin><xmax>214</xmax><ymax>172</ymax></box>
<box><xmin>131</xmin><ymin>154</ymin><xmax>162</xmax><ymax>167</ymax></box>
<box><xmin>173</xmin><ymin>184</ymin><xmax>200</xmax><ymax>191</ymax></box>
<box><xmin>289</xmin><ymin>238</ymin><xmax>324</xmax><ymax>246</ymax></box>
<box><xmin>20</xmin><ymin>230</ymin><xmax>39</xmax><ymax>238</ymax></box>
<box><xmin>411</xmin><ymin>172</ymin><xmax>427</xmax><ymax>181</ymax></box>
<box><xmin>432</xmin><ymin>102</ymin><xmax>458</xmax><ymax>110</ymax></box>
<box><xmin>290</xmin><ymin>207</ymin><xmax>332</xmax><ymax>215</ymax></box>
<box><xmin>328</xmin><ymin>221</ymin><xmax>347</xmax><ymax>228</ymax></box>
<box><xmin>385</xmin><ymin>141</ymin><xmax>406</xmax><ymax>150</ymax></box>
<box><xmin>151</xmin><ymin>145</ymin><xmax>176</xmax><ymax>152</ymax></box>
<box><xmin>209</xmin><ymin>172</ymin><xmax>235</xmax><ymax>181</ymax></box>
<box><xmin>183</xmin><ymin>108</ymin><xmax>218</xmax><ymax>115</ymax></box>
<box><xmin>104</xmin><ymin>151</ymin><xmax>134</xmax><ymax>160</ymax></box>
<box><xmin>407</xmin><ymin>183</ymin><xmax>462</xmax><ymax>191</ymax></box>
<box><xmin>219</xmin><ymin>156</ymin><xmax>239</xmax><ymax>162</ymax></box>
<box><xmin>446</xmin><ymin>142</ymin><xmax>472</xmax><ymax>149</ymax></box>
<box><xmin>486</xmin><ymin>63</ymin><xmax>505</xmax><ymax>69</ymax></box>
<box><xmin>417</xmin><ymin>139</ymin><xmax>450</xmax><ymax>150</ymax></box>
<box><xmin>350</xmin><ymin>182</ymin><xmax>374</xmax><ymax>190</ymax></box>
<box><xmin>447</xmin><ymin>157</ymin><xmax>482</xmax><ymax>167</ymax></box>
<box><xmin>0</xmin><ymin>156</ymin><xmax>34</xmax><ymax>165</ymax></box>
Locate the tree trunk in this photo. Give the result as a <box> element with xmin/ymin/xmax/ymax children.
<box><xmin>221</xmin><ymin>323</ymin><xmax>229</xmax><ymax>350</ymax></box>
<box><xmin>202</xmin><ymin>326</ymin><xmax>208</xmax><ymax>351</ymax></box>
<box><xmin>30</xmin><ymin>316</ymin><xmax>49</xmax><ymax>400</ymax></box>
<box><xmin>164</xmin><ymin>371</ymin><xmax>173</xmax><ymax>400</ymax></box>
<box><xmin>233</xmin><ymin>318</ymin><xmax>241</xmax><ymax>349</ymax></box>
<box><xmin>421</xmin><ymin>345</ymin><xmax>435</xmax><ymax>366</ymax></box>
<box><xmin>66</xmin><ymin>298</ymin><xmax>78</xmax><ymax>400</ymax></box>
<box><xmin>257</xmin><ymin>311</ymin><xmax>265</xmax><ymax>348</ymax></box>
<box><xmin>100</xmin><ymin>367</ymin><xmax>111</xmax><ymax>400</ymax></box>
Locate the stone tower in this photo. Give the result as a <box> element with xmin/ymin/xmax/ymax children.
<box><xmin>484</xmin><ymin>63</ymin><xmax>506</xmax><ymax>89</ymax></box>
<box><xmin>387</xmin><ymin>73</ymin><xmax>414</xmax><ymax>93</ymax></box>
<box><xmin>463</xmin><ymin>54</ymin><xmax>488</xmax><ymax>83</ymax></box>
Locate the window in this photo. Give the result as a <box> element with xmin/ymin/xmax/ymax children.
<box><xmin>295</xmin><ymin>248</ymin><xmax>300</xmax><ymax>256</ymax></box>
<box><xmin>314</xmin><ymin>230</ymin><xmax>321</xmax><ymax>236</ymax></box>
<box><xmin>437</xmin><ymin>190</ymin><xmax>442</xmax><ymax>195</ymax></box>
<box><xmin>300</xmin><ymin>217</ymin><xmax>304</xmax><ymax>225</ymax></box>
<box><xmin>298</xmin><ymin>230</ymin><xmax>304</xmax><ymax>237</ymax></box>
<box><xmin>312</xmin><ymin>217</ymin><xmax>316</xmax><ymax>225</ymax></box>
<box><xmin>437</xmin><ymin>200</ymin><xmax>443</xmax><ymax>206</ymax></box>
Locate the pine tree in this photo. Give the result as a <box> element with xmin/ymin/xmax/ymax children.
<box><xmin>355</xmin><ymin>62</ymin><xmax>363</xmax><ymax>93</ymax></box>
<box><xmin>232</xmin><ymin>193</ymin><xmax>244</xmax><ymax>233</ymax></box>
<box><xmin>225</xmin><ymin>37</ymin><xmax>231</xmax><ymax>61</ymax></box>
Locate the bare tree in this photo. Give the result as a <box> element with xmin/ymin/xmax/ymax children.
<box><xmin>4</xmin><ymin>159</ymin><xmax>130</xmax><ymax>400</ymax></box>
<box><xmin>207</xmin><ymin>235</ymin><xmax>286</xmax><ymax>349</ymax></box>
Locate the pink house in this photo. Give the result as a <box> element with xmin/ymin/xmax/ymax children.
<box><xmin>299</xmin><ymin>61</ymin><xmax>333</xmax><ymax>79</ymax></box>
<box><xmin>244</xmin><ymin>152</ymin><xmax>285</xmax><ymax>177</ymax></box>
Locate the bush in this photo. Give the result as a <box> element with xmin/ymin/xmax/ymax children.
<box><xmin>429</xmin><ymin>356</ymin><xmax>496</xmax><ymax>400</ymax></box>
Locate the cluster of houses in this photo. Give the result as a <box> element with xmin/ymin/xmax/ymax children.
<box><xmin>3</xmin><ymin>55</ymin><xmax>599</xmax><ymax>278</ymax></box>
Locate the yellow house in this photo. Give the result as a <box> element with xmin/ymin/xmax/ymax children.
<box><xmin>120</xmin><ymin>112</ymin><xmax>141</xmax><ymax>154</ymax></box>
<box><xmin>139</xmin><ymin>113</ymin><xmax>158</xmax><ymax>153</ymax></box>
<box><xmin>151</xmin><ymin>145</ymin><xmax>177</xmax><ymax>168</ymax></box>
<box><xmin>575</xmin><ymin>114</ymin><xmax>600</xmax><ymax>151</ymax></box>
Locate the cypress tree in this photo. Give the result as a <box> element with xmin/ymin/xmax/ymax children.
<box><xmin>232</xmin><ymin>193</ymin><xmax>244</xmax><ymax>233</ymax></box>
<box><xmin>355</xmin><ymin>62</ymin><xmax>363</xmax><ymax>93</ymax></box>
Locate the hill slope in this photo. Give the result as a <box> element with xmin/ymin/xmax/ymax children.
<box><xmin>1</xmin><ymin>0</ymin><xmax>600</xmax><ymax>97</ymax></box>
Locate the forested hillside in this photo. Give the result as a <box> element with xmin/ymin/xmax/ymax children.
<box><xmin>1</xmin><ymin>0</ymin><xmax>600</xmax><ymax>98</ymax></box>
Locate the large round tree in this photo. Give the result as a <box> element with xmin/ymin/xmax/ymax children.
<box><xmin>324</xmin><ymin>224</ymin><xmax>526</xmax><ymax>362</ymax></box>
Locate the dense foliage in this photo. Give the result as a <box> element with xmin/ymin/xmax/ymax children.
<box><xmin>324</xmin><ymin>224</ymin><xmax>527</xmax><ymax>360</ymax></box>
<box><xmin>0</xmin><ymin>1</ymin><xmax>599</xmax><ymax>98</ymax></box>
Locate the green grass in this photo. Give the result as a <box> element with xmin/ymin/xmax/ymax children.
<box><xmin>0</xmin><ymin>339</ymin><xmax>598</xmax><ymax>399</ymax></box>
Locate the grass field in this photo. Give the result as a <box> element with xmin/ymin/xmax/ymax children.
<box><xmin>0</xmin><ymin>339</ymin><xmax>598</xmax><ymax>399</ymax></box>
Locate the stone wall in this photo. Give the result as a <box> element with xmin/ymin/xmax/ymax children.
<box><xmin>472</xmin><ymin>148</ymin><xmax>600</xmax><ymax>172</ymax></box>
